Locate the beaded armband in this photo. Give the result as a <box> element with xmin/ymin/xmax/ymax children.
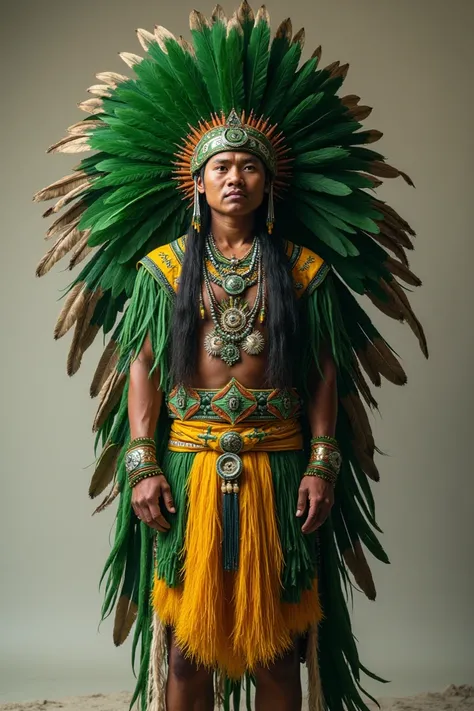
<box><xmin>125</xmin><ymin>437</ymin><xmax>163</xmax><ymax>489</ymax></box>
<box><xmin>304</xmin><ymin>435</ymin><xmax>342</xmax><ymax>486</ymax></box>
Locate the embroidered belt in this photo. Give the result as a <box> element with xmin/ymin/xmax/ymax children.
<box><xmin>167</xmin><ymin>377</ymin><xmax>301</xmax><ymax>424</ymax></box>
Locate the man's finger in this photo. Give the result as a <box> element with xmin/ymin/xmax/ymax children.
<box><xmin>160</xmin><ymin>481</ymin><xmax>176</xmax><ymax>514</ymax></box>
<box><xmin>301</xmin><ymin>499</ymin><xmax>320</xmax><ymax>534</ymax></box>
<box><xmin>296</xmin><ymin>486</ymin><xmax>308</xmax><ymax>518</ymax></box>
<box><xmin>148</xmin><ymin>501</ymin><xmax>170</xmax><ymax>531</ymax></box>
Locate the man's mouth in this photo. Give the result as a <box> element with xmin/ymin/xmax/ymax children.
<box><xmin>225</xmin><ymin>191</ymin><xmax>246</xmax><ymax>199</ymax></box>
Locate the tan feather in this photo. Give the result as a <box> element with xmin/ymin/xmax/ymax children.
<box><xmin>90</xmin><ymin>340</ymin><xmax>119</xmax><ymax>398</ymax></box>
<box><xmin>68</xmin><ymin>230</ymin><xmax>93</xmax><ymax>270</ymax></box>
<box><xmin>113</xmin><ymin>595</ymin><xmax>138</xmax><ymax>646</ymax></box>
<box><xmin>306</xmin><ymin>623</ymin><xmax>324</xmax><ymax>711</ymax></box>
<box><xmin>227</xmin><ymin>13</ymin><xmax>243</xmax><ymax>36</ymax></box>
<box><xmin>93</xmin><ymin>368</ymin><xmax>127</xmax><ymax>432</ymax></box>
<box><xmin>33</xmin><ymin>172</ymin><xmax>88</xmax><ymax>203</ymax></box>
<box><xmin>67</xmin><ymin>290</ymin><xmax>102</xmax><ymax>375</ymax></box>
<box><xmin>189</xmin><ymin>9</ymin><xmax>211</xmax><ymax>32</ymax></box>
<box><xmin>292</xmin><ymin>28</ymin><xmax>305</xmax><ymax>49</ymax></box>
<box><xmin>370</xmin><ymin>231</ymin><xmax>410</xmax><ymax>265</ymax></box>
<box><xmin>87</xmin><ymin>83</ymin><xmax>113</xmax><ymax>98</ymax></box>
<box><xmin>70</xmin><ymin>322</ymin><xmax>100</xmax><ymax>376</ymax></box>
<box><xmin>211</xmin><ymin>5</ymin><xmax>227</xmax><ymax>24</ymax></box>
<box><xmin>92</xmin><ymin>481</ymin><xmax>120</xmax><ymax>515</ymax></box>
<box><xmin>47</xmin><ymin>135</ymin><xmax>91</xmax><ymax>154</ymax></box>
<box><xmin>255</xmin><ymin>5</ymin><xmax>271</xmax><ymax>27</ymax></box>
<box><xmin>54</xmin><ymin>283</ymin><xmax>88</xmax><ymax>339</ymax></box>
<box><xmin>45</xmin><ymin>182</ymin><xmax>90</xmax><ymax>215</ymax></box>
<box><xmin>385</xmin><ymin>256</ymin><xmax>421</xmax><ymax>287</ymax></box>
<box><xmin>67</xmin><ymin>120</ymin><xmax>102</xmax><ymax>136</ymax></box>
<box><xmin>36</xmin><ymin>223</ymin><xmax>83</xmax><ymax>277</ymax></box>
<box><xmin>274</xmin><ymin>18</ymin><xmax>292</xmax><ymax>40</ymax></box>
<box><xmin>177</xmin><ymin>35</ymin><xmax>196</xmax><ymax>56</ymax></box>
<box><xmin>237</xmin><ymin>0</ymin><xmax>255</xmax><ymax>25</ymax></box>
<box><xmin>153</xmin><ymin>25</ymin><xmax>175</xmax><ymax>53</ymax></box>
<box><xmin>78</xmin><ymin>98</ymin><xmax>104</xmax><ymax>115</ymax></box>
<box><xmin>45</xmin><ymin>201</ymin><xmax>86</xmax><ymax>238</ymax></box>
<box><xmin>146</xmin><ymin>613</ymin><xmax>167</xmax><ymax>711</ymax></box>
<box><xmin>136</xmin><ymin>28</ymin><xmax>155</xmax><ymax>52</ymax></box>
<box><xmin>89</xmin><ymin>442</ymin><xmax>121</xmax><ymax>498</ymax></box>
<box><xmin>119</xmin><ymin>52</ymin><xmax>143</xmax><ymax>69</ymax></box>
<box><xmin>96</xmin><ymin>71</ymin><xmax>129</xmax><ymax>87</ymax></box>
<box><xmin>343</xmin><ymin>540</ymin><xmax>376</xmax><ymax>600</ymax></box>
<box><xmin>364</xmin><ymin>338</ymin><xmax>407</xmax><ymax>386</ymax></box>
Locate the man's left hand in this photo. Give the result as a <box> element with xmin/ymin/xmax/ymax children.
<box><xmin>296</xmin><ymin>476</ymin><xmax>334</xmax><ymax>534</ymax></box>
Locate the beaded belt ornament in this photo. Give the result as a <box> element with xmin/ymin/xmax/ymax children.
<box><xmin>167</xmin><ymin>377</ymin><xmax>301</xmax><ymax>424</ymax></box>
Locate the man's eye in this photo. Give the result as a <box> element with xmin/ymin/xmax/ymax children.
<box><xmin>244</xmin><ymin>165</ymin><xmax>255</xmax><ymax>171</ymax></box>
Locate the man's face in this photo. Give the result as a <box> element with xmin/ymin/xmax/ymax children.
<box><xmin>197</xmin><ymin>151</ymin><xmax>267</xmax><ymax>218</ymax></box>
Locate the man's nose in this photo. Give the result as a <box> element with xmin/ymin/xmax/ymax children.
<box><xmin>226</xmin><ymin>168</ymin><xmax>244</xmax><ymax>185</ymax></box>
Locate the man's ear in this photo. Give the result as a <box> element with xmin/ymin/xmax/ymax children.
<box><xmin>197</xmin><ymin>174</ymin><xmax>206</xmax><ymax>195</ymax></box>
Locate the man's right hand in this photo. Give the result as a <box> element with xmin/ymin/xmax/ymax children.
<box><xmin>131</xmin><ymin>474</ymin><xmax>176</xmax><ymax>532</ymax></box>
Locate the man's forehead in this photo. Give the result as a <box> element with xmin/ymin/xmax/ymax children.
<box><xmin>208</xmin><ymin>152</ymin><xmax>263</xmax><ymax>166</ymax></box>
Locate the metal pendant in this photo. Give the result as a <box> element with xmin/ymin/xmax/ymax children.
<box><xmin>204</xmin><ymin>331</ymin><xmax>224</xmax><ymax>357</ymax></box>
<box><xmin>216</xmin><ymin>452</ymin><xmax>243</xmax><ymax>481</ymax></box>
<box><xmin>223</xmin><ymin>273</ymin><xmax>246</xmax><ymax>295</ymax></box>
<box><xmin>242</xmin><ymin>330</ymin><xmax>265</xmax><ymax>355</ymax></box>
<box><xmin>220</xmin><ymin>343</ymin><xmax>241</xmax><ymax>366</ymax></box>
<box><xmin>219</xmin><ymin>298</ymin><xmax>249</xmax><ymax>333</ymax></box>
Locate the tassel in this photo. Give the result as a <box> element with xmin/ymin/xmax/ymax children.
<box><xmin>146</xmin><ymin>612</ymin><xmax>167</xmax><ymax>711</ymax></box>
<box><xmin>192</xmin><ymin>175</ymin><xmax>201</xmax><ymax>232</ymax></box>
<box><xmin>306</xmin><ymin>623</ymin><xmax>324</xmax><ymax>711</ymax></box>
<box><xmin>222</xmin><ymin>481</ymin><xmax>240</xmax><ymax>571</ymax></box>
<box><xmin>266</xmin><ymin>179</ymin><xmax>275</xmax><ymax>234</ymax></box>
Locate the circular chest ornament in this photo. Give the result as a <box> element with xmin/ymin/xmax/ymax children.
<box><xmin>216</xmin><ymin>452</ymin><xmax>243</xmax><ymax>481</ymax></box>
<box><xmin>242</xmin><ymin>330</ymin><xmax>265</xmax><ymax>355</ymax></box>
<box><xmin>221</xmin><ymin>306</ymin><xmax>247</xmax><ymax>332</ymax></box>
<box><xmin>220</xmin><ymin>431</ymin><xmax>244</xmax><ymax>453</ymax></box>
<box><xmin>204</xmin><ymin>331</ymin><xmax>224</xmax><ymax>357</ymax></box>
<box><xmin>223</xmin><ymin>273</ymin><xmax>246</xmax><ymax>295</ymax></box>
<box><xmin>220</xmin><ymin>343</ymin><xmax>241</xmax><ymax>366</ymax></box>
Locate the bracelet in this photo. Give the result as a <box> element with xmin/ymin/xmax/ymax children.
<box><xmin>129</xmin><ymin>466</ymin><xmax>163</xmax><ymax>489</ymax></box>
<box><xmin>128</xmin><ymin>436</ymin><xmax>156</xmax><ymax>447</ymax></box>
<box><xmin>125</xmin><ymin>442</ymin><xmax>157</xmax><ymax>476</ymax></box>
<box><xmin>310</xmin><ymin>435</ymin><xmax>338</xmax><ymax>446</ymax></box>
<box><xmin>304</xmin><ymin>465</ymin><xmax>338</xmax><ymax>486</ymax></box>
<box><xmin>309</xmin><ymin>437</ymin><xmax>342</xmax><ymax>477</ymax></box>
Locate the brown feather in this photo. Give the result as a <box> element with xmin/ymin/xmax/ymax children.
<box><xmin>69</xmin><ymin>230</ymin><xmax>92</xmax><ymax>270</ymax></box>
<box><xmin>255</xmin><ymin>5</ymin><xmax>270</xmax><ymax>26</ymax></box>
<box><xmin>352</xmin><ymin>359</ymin><xmax>378</xmax><ymax>409</ymax></box>
<box><xmin>341</xmin><ymin>94</ymin><xmax>360</xmax><ymax>109</ymax></box>
<box><xmin>306</xmin><ymin>623</ymin><xmax>324</xmax><ymax>711</ymax></box>
<box><xmin>353</xmin><ymin>443</ymin><xmax>380</xmax><ymax>482</ymax></box>
<box><xmin>53</xmin><ymin>283</ymin><xmax>85</xmax><ymax>339</ymax></box>
<box><xmin>47</xmin><ymin>135</ymin><xmax>91</xmax><ymax>154</ymax></box>
<box><xmin>189</xmin><ymin>9</ymin><xmax>210</xmax><ymax>32</ymax></box>
<box><xmin>374</xmin><ymin>200</ymin><xmax>416</xmax><ymax>236</ymax></box>
<box><xmin>89</xmin><ymin>441</ymin><xmax>121</xmax><ymax>498</ymax></box>
<box><xmin>211</xmin><ymin>5</ymin><xmax>227</xmax><ymax>24</ymax></box>
<box><xmin>292</xmin><ymin>28</ymin><xmax>305</xmax><ymax>49</ymax></box>
<box><xmin>96</xmin><ymin>71</ymin><xmax>129</xmax><ymax>87</ymax></box>
<box><xmin>385</xmin><ymin>256</ymin><xmax>421</xmax><ymax>287</ymax></box>
<box><xmin>367</xmin><ymin>292</ymin><xmax>404</xmax><ymax>322</ymax></box>
<box><xmin>311</xmin><ymin>45</ymin><xmax>322</xmax><ymax>61</ymax></box>
<box><xmin>67</xmin><ymin>302</ymin><xmax>101</xmax><ymax>376</ymax></box>
<box><xmin>119</xmin><ymin>52</ymin><xmax>143</xmax><ymax>68</ymax></box>
<box><xmin>92</xmin><ymin>481</ymin><xmax>120</xmax><ymax>515</ymax></box>
<box><xmin>378</xmin><ymin>220</ymin><xmax>414</xmax><ymax>251</ymax></box>
<box><xmin>93</xmin><ymin>368</ymin><xmax>127</xmax><ymax>432</ymax></box>
<box><xmin>370</xmin><ymin>231</ymin><xmax>410</xmax><ymax>265</ymax></box>
<box><xmin>370</xmin><ymin>161</ymin><xmax>414</xmax><ymax>187</ymax></box>
<box><xmin>274</xmin><ymin>17</ymin><xmax>292</xmax><ymax>40</ymax></box>
<box><xmin>45</xmin><ymin>201</ymin><xmax>86</xmax><ymax>238</ymax></box>
<box><xmin>177</xmin><ymin>35</ymin><xmax>196</xmax><ymax>56</ymax></box>
<box><xmin>364</xmin><ymin>339</ymin><xmax>407</xmax><ymax>386</ymax></box>
<box><xmin>356</xmin><ymin>346</ymin><xmax>381</xmax><ymax>387</ymax></box>
<box><xmin>36</xmin><ymin>223</ymin><xmax>83</xmax><ymax>277</ymax></box>
<box><xmin>136</xmin><ymin>28</ymin><xmax>155</xmax><ymax>52</ymax></box>
<box><xmin>90</xmin><ymin>340</ymin><xmax>119</xmax><ymax>398</ymax></box>
<box><xmin>348</xmin><ymin>105</ymin><xmax>372</xmax><ymax>121</ymax></box>
<box><xmin>363</xmin><ymin>129</ymin><xmax>383</xmax><ymax>144</ymax></box>
<box><xmin>237</xmin><ymin>0</ymin><xmax>255</xmax><ymax>25</ymax></box>
<box><xmin>113</xmin><ymin>595</ymin><xmax>138</xmax><ymax>646</ymax></box>
<box><xmin>46</xmin><ymin>182</ymin><xmax>90</xmax><ymax>214</ymax></box>
<box><xmin>343</xmin><ymin>540</ymin><xmax>376</xmax><ymax>600</ymax></box>
<box><xmin>33</xmin><ymin>172</ymin><xmax>88</xmax><ymax>203</ymax></box>
<box><xmin>341</xmin><ymin>392</ymin><xmax>375</xmax><ymax>455</ymax></box>
<box><xmin>381</xmin><ymin>279</ymin><xmax>428</xmax><ymax>357</ymax></box>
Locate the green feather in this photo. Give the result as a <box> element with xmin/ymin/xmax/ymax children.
<box><xmin>280</xmin><ymin>92</ymin><xmax>324</xmax><ymax>134</ymax></box>
<box><xmin>244</xmin><ymin>13</ymin><xmax>271</xmax><ymax>113</ymax></box>
<box><xmin>295</xmin><ymin>200</ymin><xmax>359</xmax><ymax>257</ymax></box>
<box><xmin>285</xmin><ymin>57</ymin><xmax>319</xmax><ymax>110</ymax></box>
<box><xmin>261</xmin><ymin>41</ymin><xmax>301</xmax><ymax>120</ymax></box>
<box><xmin>294</xmin><ymin>146</ymin><xmax>350</xmax><ymax>168</ymax></box>
<box><xmin>191</xmin><ymin>17</ymin><xmax>222</xmax><ymax>109</ymax></box>
<box><xmin>292</xmin><ymin>172</ymin><xmax>353</xmax><ymax>197</ymax></box>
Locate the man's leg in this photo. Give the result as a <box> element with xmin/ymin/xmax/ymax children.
<box><xmin>254</xmin><ymin>643</ymin><xmax>302</xmax><ymax>711</ymax></box>
<box><xmin>166</xmin><ymin>629</ymin><xmax>214</xmax><ymax>711</ymax></box>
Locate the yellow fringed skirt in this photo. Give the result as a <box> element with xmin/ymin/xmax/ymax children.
<box><xmin>152</xmin><ymin>418</ymin><xmax>322</xmax><ymax>679</ymax></box>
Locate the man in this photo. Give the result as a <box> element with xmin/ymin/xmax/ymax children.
<box><xmin>35</xmin><ymin>4</ymin><xmax>426</xmax><ymax>710</ymax></box>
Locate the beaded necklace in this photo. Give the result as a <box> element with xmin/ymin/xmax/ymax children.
<box><xmin>205</xmin><ymin>233</ymin><xmax>259</xmax><ymax>295</ymax></box>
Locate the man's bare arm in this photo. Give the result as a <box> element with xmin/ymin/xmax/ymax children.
<box><xmin>129</xmin><ymin>335</ymin><xmax>175</xmax><ymax>532</ymax></box>
<box><xmin>297</xmin><ymin>346</ymin><xmax>338</xmax><ymax>534</ymax></box>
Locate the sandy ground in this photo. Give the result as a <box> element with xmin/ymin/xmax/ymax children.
<box><xmin>1</xmin><ymin>685</ymin><xmax>473</xmax><ymax>711</ymax></box>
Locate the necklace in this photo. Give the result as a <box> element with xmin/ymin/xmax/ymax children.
<box><xmin>202</xmin><ymin>249</ymin><xmax>266</xmax><ymax>366</ymax></box>
<box><xmin>206</xmin><ymin>234</ymin><xmax>259</xmax><ymax>296</ymax></box>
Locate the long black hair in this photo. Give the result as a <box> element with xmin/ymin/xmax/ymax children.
<box><xmin>169</xmin><ymin>195</ymin><xmax>299</xmax><ymax>388</ymax></box>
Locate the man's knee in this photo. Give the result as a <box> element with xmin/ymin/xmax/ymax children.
<box><xmin>169</xmin><ymin>642</ymin><xmax>209</xmax><ymax>683</ymax></box>
<box><xmin>255</xmin><ymin>647</ymin><xmax>300</xmax><ymax>685</ymax></box>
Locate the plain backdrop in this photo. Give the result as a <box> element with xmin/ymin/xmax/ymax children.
<box><xmin>1</xmin><ymin>0</ymin><xmax>473</xmax><ymax>704</ymax></box>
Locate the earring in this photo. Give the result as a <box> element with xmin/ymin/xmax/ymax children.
<box><xmin>266</xmin><ymin>180</ymin><xmax>275</xmax><ymax>235</ymax></box>
<box><xmin>192</xmin><ymin>175</ymin><xmax>201</xmax><ymax>232</ymax></box>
